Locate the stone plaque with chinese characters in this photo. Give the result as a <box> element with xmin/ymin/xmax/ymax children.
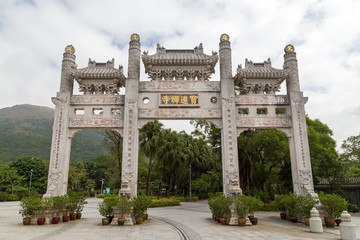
<box><xmin>159</xmin><ymin>94</ymin><xmax>199</xmax><ymax>107</ymax></box>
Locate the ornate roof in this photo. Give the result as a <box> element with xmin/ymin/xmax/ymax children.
<box><xmin>142</xmin><ymin>43</ymin><xmax>218</xmax><ymax>81</ymax></box>
<box><xmin>235</xmin><ymin>58</ymin><xmax>290</xmax><ymax>80</ymax></box>
<box><xmin>73</xmin><ymin>59</ymin><xmax>126</xmax><ymax>94</ymax></box>
<box><xmin>234</xmin><ymin>59</ymin><xmax>290</xmax><ymax>94</ymax></box>
<box><xmin>74</xmin><ymin>59</ymin><xmax>125</xmax><ymax>81</ymax></box>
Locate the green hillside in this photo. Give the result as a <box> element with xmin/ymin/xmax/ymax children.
<box><xmin>0</xmin><ymin>104</ymin><xmax>107</xmax><ymax>163</ymax></box>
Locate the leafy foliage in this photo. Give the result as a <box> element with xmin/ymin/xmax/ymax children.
<box><xmin>319</xmin><ymin>192</ymin><xmax>348</xmax><ymax>218</ymax></box>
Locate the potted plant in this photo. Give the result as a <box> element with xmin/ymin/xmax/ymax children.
<box><xmin>217</xmin><ymin>195</ymin><xmax>232</xmax><ymax>225</ymax></box>
<box><xmin>117</xmin><ymin>196</ymin><xmax>133</xmax><ymax>226</ymax></box>
<box><xmin>242</xmin><ymin>195</ymin><xmax>264</xmax><ymax>225</ymax></box>
<box><xmin>19</xmin><ymin>196</ymin><xmax>38</xmax><ymax>225</ymax></box>
<box><xmin>234</xmin><ymin>195</ymin><xmax>248</xmax><ymax>226</ymax></box>
<box><xmin>34</xmin><ymin>198</ymin><xmax>46</xmax><ymax>225</ymax></box>
<box><xmin>75</xmin><ymin>194</ymin><xmax>87</xmax><ymax>219</ymax></box>
<box><xmin>319</xmin><ymin>193</ymin><xmax>348</xmax><ymax>228</ymax></box>
<box><xmin>68</xmin><ymin>193</ymin><xmax>79</xmax><ymax>220</ymax></box>
<box><xmin>98</xmin><ymin>201</ymin><xmax>110</xmax><ymax>225</ymax></box>
<box><xmin>208</xmin><ymin>196</ymin><xmax>218</xmax><ymax>221</ymax></box>
<box><xmin>49</xmin><ymin>196</ymin><xmax>63</xmax><ymax>224</ymax></box>
<box><xmin>274</xmin><ymin>194</ymin><xmax>288</xmax><ymax>220</ymax></box>
<box><xmin>298</xmin><ymin>195</ymin><xmax>318</xmax><ymax>226</ymax></box>
<box><xmin>60</xmin><ymin>195</ymin><xmax>70</xmax><ymax>222</ymax></box>
<box><xmin>133</xmin><ymin>194</ymin><xmax>152</xmax><ymax>224</ymax></box>
<box><xmin>285</xmin><ymin>193</ymin><xmax>301</xmax><ymax>223</ymax></box>
<box><xmin>98</xmin><ymin>196</ymin><xmax>119</xmax><ymax>225</ymax></box>
<box><xmin>42</xmin><ymin>198</ymin><xmax>53</xmax><ymax>225</ymax></box>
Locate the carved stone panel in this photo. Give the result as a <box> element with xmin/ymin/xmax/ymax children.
<box><xmin>139</xmin><ymin>80</ymin><xmax>220</xmax><ymax>92</ymax></box>
<box><xmin>236</xmin><ymin>117</ymin><xmax>292</xmax><ymax>128</ymax></box>
<box><xmin>235</xmin><ymin>95</ymin><xmax>289</xmax><ymax>105</ymax></box>
<box><xmin>69</xmin><ymin>117</ymin><xmax>123</xmax><ymax>128</ymax></box>
<box><xmin>138</xmin><ymin>108</ymin><xmax>221</xmax><ymax>119</ymax></box>
<box><xmin>71</xmin><ymin>95</ymin><xmax>124</xmax><ymax>105</ymax></box>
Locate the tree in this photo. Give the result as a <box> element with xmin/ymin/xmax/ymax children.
<box><xmin>238</xmin><ymin>129</ymin><xmax>290</xmax><ymax>197</ymax></box>
<box><xmin>100</xmin><ymin>130</ymin><xmax>123</xmax><ymax>186</ymax></box>
<box><xmin>306</xmin><ymin>117</ymin><xmax>343</xmax><ymax>192</ymax></box>
<box><xmin>9</xmin><ymin>156</ymin><xmax>47</xmax><ymax>193</ymax></box>
<box><xmin>0</xmin><ymin>165</ymin><xmax>25</xmax><ymax>194</ymax></box>
<box><xmin>68</xmin><ymin>162</ymin><xmax>88</xmax><ymax>191</ymax></box>
<box><xmin>139</xmin><ymin>120</ymin><xmax>163</xmax><ymax>195</ymax></box>
<box><xmin>340</xmin><ymin>133</ymin><xmax>360</xmax><ymax>177</ymax></box>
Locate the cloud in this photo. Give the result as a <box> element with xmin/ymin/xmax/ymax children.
<box><xmin>0</xmin><ymin>0</ymin><xmax>360</xmax><ymax>145</ymax></box>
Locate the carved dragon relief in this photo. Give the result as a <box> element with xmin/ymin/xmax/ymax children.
<box><xmin>44</xmin><ymin>169</ymin><xmax>63</xmax><ymax>197</ymax></box>
<box><xmin>299</xmin><ymin>169</ymin><xmax>318</xmax><ymax>199</ymax></box>
<box><xmin>226</xmin><ymin>170</ymin><xmax>242</xmax><ymax>196</ymax></box>
<box><xmin>119</xmin><ymin>170</ymin><xmax>135</xmax><ymax>199</ymax></box>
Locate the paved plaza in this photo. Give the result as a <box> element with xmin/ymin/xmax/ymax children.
<box><xmin>1</xmin><ymin>198</ymin><xmax>359</xmax><ymax>240</ymax></box>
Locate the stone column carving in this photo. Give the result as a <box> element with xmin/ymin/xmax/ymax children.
<box><xmin>284</xmin><ymin>45</ymin><xmax>318</xmax><ymax>199</ymax></box>
<box><xmin>119</xmin><ymin>34</ymin><xmax>141</xmax><ymax>199</ymax></box>
<box><xmin>44</xmin><ymin>92</ymin><xmax>72</xmax><ymax>198</ymax></box>
<box><xmin>219</xmin><ymin>34</ymin><xmax>242</xmax><ymax>197</ymax></box>
<box><xmin>44</xmin><ymin>46</ymin><xmax>76</xmax><ymax>198</ymax></box>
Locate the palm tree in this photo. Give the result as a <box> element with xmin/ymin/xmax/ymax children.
<box><xmin>139</xmin><ymin>120</ymin><xmax>163</xmax><ymax>195</ymax></box>
<box><xmin>156</xmin><ymin>130</ymin><xmax>185</xmax><ymax>199</ymax></box>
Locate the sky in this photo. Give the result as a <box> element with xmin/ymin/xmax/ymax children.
<box><xmin>0</xmin><ymin>0</ymin><xmax>360</xmax><ymax>147</ymax></box>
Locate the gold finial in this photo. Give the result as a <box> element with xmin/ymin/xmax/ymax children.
<box><xmin>220</xmin><ymin>34</ymin><xmax>229</xmax><ymax>42</ymax></box>
<box><xmin>65</xmin><ymin>45</ymin><xmax>75</xmax><ymax>54</ymax></box>
<box><xmin>131</xmin><ymin>33</ymin><xmax>140</xmax><ymax>41</ymax></box>
<box><xmin>284</xmin><ymin>44</ymin><xmax>295</xmax><ymax>53</ymax></box>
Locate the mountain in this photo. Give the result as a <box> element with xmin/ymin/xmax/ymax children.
<box><xmin>0</xmin><ymin>104</ymin><xmax>107</xmax><ymax>163</ymax></box>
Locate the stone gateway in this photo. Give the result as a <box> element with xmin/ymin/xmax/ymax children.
<box><xmin>44</xmin><ymin>34</ymin><xmax>317</xmax><ymax>200</ymax></box>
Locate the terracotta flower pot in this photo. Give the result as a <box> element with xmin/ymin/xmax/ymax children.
<box><xmin>238</xmin><ymin>217</ymin><xmax>247</xmax><ymax>226</ymax></box>
<box><xmin>280</xmin><ymin>212</ymin><xmax>287</xmax><ymax>220</ymax></box>
<box><xmin>37</xmin><ymin>218</ymin><xmax>46</xmax><ymax>225</ymax></box>
<box><xmin>52</xmin><ymin>217</ymin><xmax>60</xmax><ymax>224</ymax></box>
<box><xmin>216</xmin><ymin>217</ymin><xmax>220</xmax><ymax>223</ymax></box>
<box><xmin>62</xmin><ymin>216</ymin><xmax>70</xmax><ymax>222</ymax></box>
<box><xmin>303</xmin><ymin>217</ymin><xmax>310</xmax><ymax>226</ymax></box>
<box><xmin>23</xmin><ymin>217</ymin><xmax>31</xmax><ymax>225</ymax></box>
<box><xmin>324</xmin><ymin>217</ymin><xmax>335</xmax><ymax>228</ymax></box>
<box><xmin>220</xmin><ymin>217</ymin><xmax>227</xmax><ymax>225</ymax></box>
<box><xmin>102</xmin><ymin>218</ymin><xmax>109</xmax><ymax>225</ymax></box>
<box><xmin>290</xmin><ymin>216</ymin><xmax>298</xmax><ymax>223</ymax></box>
<box><xmin>107</xmin><ymin>216</ymin><xmax>114</xmax><ymax>224</ymax></box>
<box><xmin>76</xmin><ymin>213</ymin><xmax>82</xmax><ymax>219</ymax></box>
<box><xmin>249</xmin><ymin>216</ymin><xmax>258</xmax><ymax>225</ymax></box>
<box><xmin>136</xmin><ymin>217</ymin><xmax>143</xmax><ymax>224</ymax></box>
<box><xmin>118</xmin><ymin>217</ymin><xmax>125</xmax><ymax>226</ymax></box>
<box><xmin>70</xmin><ymin>213</ymin><xmax>77</xmax><ymax>221</ymax></box>
<box><xmin>335</xmin><ymin>219</ymin><xmax>341</xmax><ymax>226</ymax></box>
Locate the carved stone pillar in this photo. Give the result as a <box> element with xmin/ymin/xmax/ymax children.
<box><xmin>44</xmin><ymin>46</ymin><xmax>76</xmax><ymax>198</ymax></box>
<box><xmin>284</xmin><ymin>45</ymin><xmax>317</xmax><ymax>198</ymax></box>
<box><xmin>119</xmin><ymin>34</ymin><xmax>141</xmax><ymax>199</ymax></box>
<box><xmin>219</xmin><ymin>34</ymin><xmax>242</xmax><ymax>197</ymax></box>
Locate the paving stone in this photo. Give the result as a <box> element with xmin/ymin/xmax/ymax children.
<box><xmin>1</xmin><ymin>198</ymin><xmax>360</xmax><ymax>240</ymax></box>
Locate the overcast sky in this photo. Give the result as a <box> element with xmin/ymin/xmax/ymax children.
<box><xmin>0</xmin><ymin>0</ymin><xmax>359</xmax><ymax>147</ymax></box>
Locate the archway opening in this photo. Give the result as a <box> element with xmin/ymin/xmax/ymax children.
<box><xmin>138</xmin><ymin>120</ymin><xmax>222</xmax><ymax>199</ymax></box>
<box><xmin>237</xmin><ymin>129</ymin><xmax>291</xmax><ymax>200</ymax></box>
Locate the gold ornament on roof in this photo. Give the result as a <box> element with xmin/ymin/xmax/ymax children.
<box><xmin>220</xmin><ymin>34</ymin><xmax>229</xmax><ymax>42</ymax></box>
<box><xmin>131</xmin><ymin>34</ymin><xmax>140</xmax><ymax>41</ymax></box>
<box><xmin>284</xmin><ymin>44</ymin><xmax>295</xmax><ymax>53</ymax></box>
<box><xmin>65</xmin><ymin>45</ymin><xmax>75</xmax><ymax>54</ymax></box>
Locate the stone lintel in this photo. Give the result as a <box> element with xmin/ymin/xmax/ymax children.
<box><xmin>236</xmin><ymin>117</ymin><xmax>292</xmax><ymax>128</ymax></box>
<box><xmin>71</xmin><ymin>95</ymin><xmax>124</xmax><ymax>105</ymax></box>
<box><xmin>139</xmin><ymin>80</ymin><xmax>220</xmax><ymax>92</ymax></box>
<box><xmin>138</xmin><ymin>108</ymin><xmax>221</xmax><ymax>119</ymax></box>
<box><xmin>235</xmin><ymin>95</ymin><xmax>289</xmax><ymax>105</ymax></box>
